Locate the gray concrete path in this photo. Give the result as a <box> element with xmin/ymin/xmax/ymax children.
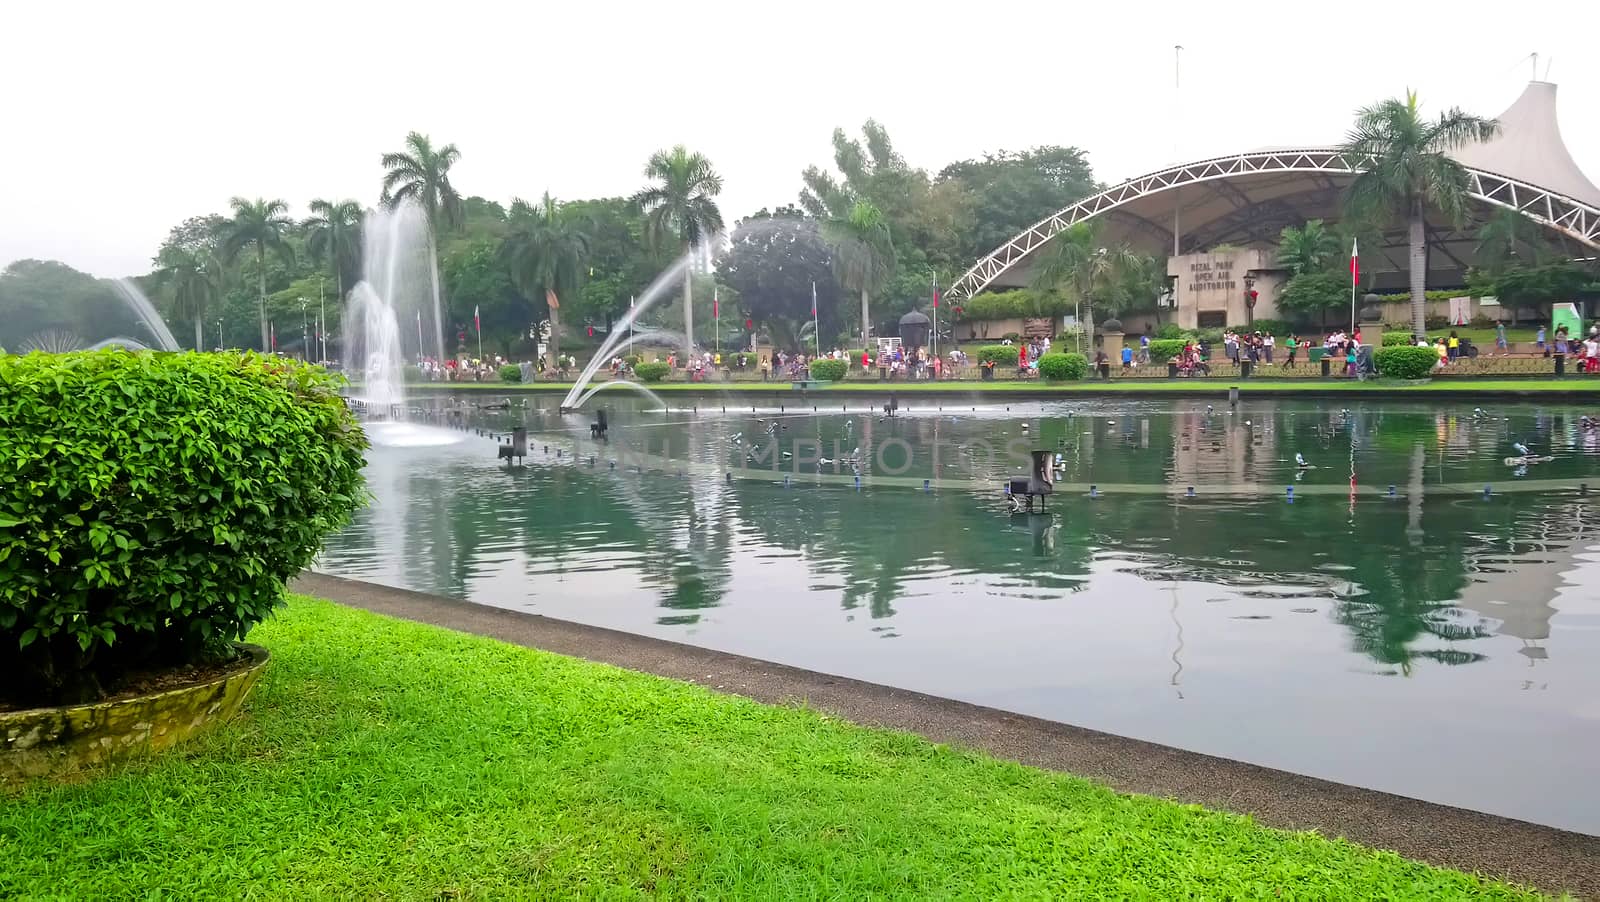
<box><xmin>294</xmin><ymin>572</ymin><xmax>1599</xmax><ymax>898</ymax></box>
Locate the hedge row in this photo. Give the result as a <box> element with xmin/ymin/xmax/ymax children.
<box><xmin>1373</xmin><ymin>345</ymin><xmax>1438</xmax><ymax>380</ymax></box>
<box><xmin>1037</xmin><ymin>352</ymin><xmax>1088</xmax><ymax>380</ymax></box>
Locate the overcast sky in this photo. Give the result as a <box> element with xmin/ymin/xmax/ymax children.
<box><xmin>4</xmin><ymin>0</ymin><xmax>1597</xmax><ymax>278</ymax></box>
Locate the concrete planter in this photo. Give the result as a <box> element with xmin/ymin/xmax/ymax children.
<box><xmin>1</xmin><ymin>644</ymin><xmax>269</xmax><ymax>783</ymax></box>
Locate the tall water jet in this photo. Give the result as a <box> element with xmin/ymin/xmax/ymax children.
<box><xmin>344</xmin><ymin>201</ymin><xmax>446</xmax><ymax>408</ymax></box>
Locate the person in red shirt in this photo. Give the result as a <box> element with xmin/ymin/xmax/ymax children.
<box><xmin>1019</xmin><ymin>344</ymin><xmax>1029</xmax><ymax>368</ymax></box>
<box><xmin>861</xmin><ymin>350</ymin><xmax>871</xmax><ymax>371</ymax></box>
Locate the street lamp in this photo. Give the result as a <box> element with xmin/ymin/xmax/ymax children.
<box><xmin>299</xmin><ymin>298</ymin><xmax>309</xmax><ymax>362</ymax></box>
<box><xmin>1243</xmin><ymin>274</ymin><xmax>1258</xmax><ymax>326</ymax></box>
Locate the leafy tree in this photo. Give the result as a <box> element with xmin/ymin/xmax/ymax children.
<box><xmin>633</xmin><ymin>145</ymin><xmax>724</xmax><ymax>359</ymax></box>
<box><xmin>502</xmin><ymin>193</ymin><xmax>591</xmax><ymax>365</ymax></box>
<box><xmin>380</xmin><ymin>132</ymin><xmax>463</xmax><ymax>346</ymax></box>
<box><xmin>1341</xmin><ymin>92</ymin><xmax>1498</xmax><ymax>337</ymax></box>
<box><xmin>715</xmin><ymin>208</ymin><xmax>844</xmax><ymax>350</ymax></box>
<box><xmin>1276</xmin><ymin>220</ymin><xmax>1342</xmax><ymax>276</ymax></box>
<box><xmin>442</xmin><ymin>237</ymin><xmax>525</xmax><ymax>354</ymax></box>
<box><xmin>565</xmin><ymin>197</ymin><xmax>663</xmax><ymax>331</ymax></box>
<box><xmin>800</xmin><ymin>120</ymin><xmax>949</xmax><ymax>272</ymax></box>
<box><xmin>219</xmin><ymin>197</ymin><xmax>295</xmax><ymax>350</ymax></box>
<box><xmin>1029</xmin><ymin>223</ymin><xmax>1145</xmax><ymax>347</ymax></box>
<box><xmin>937</xmin><ymin>146</ymin><xmax>1098</xmax><ymax>264</ymax></box>
<box><xmin>1276</xmin><ymin>271</ymin><xmax>1350</xmax><ymax>327</ymax></box>
<box><xmin>822</xmin><ymin>200</ymin><xmax>896</xmax><ymax>345</ymax></box>
<box><xmin>303</xmin><ymin>199</ymin><xmax>364</xmax><ymax>301</ymax></box>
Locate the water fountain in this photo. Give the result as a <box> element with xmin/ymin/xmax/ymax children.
<box><xmin>344</xmin><ymin>201</ymin><xmax>459</xmax><ymax>447</ymax></box>
<box><xmin>3</xmin><ymin>271</ymin><xmax>179</xmax><ymax>353</ymax></box>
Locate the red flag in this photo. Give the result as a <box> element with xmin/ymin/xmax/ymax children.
<box><xmin>474</xmin><ymin>305</ymin><xmax>481</xmax><ymax>333</ymax></box>
<box><xmin>269</xmin><ymin>322</ymin><xmax>276</xmax><ymax>350</ymax></box>
<box><xmin>932</xmin><ymin>277</ymin><xmax>940</xmax><ymax>308</ymax></box>
<box><xmin>713</xmin><ymin>291</ymin><xmax>719</xmax><ymax>318</ymax></box>
<box><xmin>1350</xmin><ymin>238</ymin><xmax>1359</xmax><ymax>283</ymax></box>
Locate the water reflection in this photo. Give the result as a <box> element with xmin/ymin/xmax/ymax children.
<box><xmin>318</xmin><ymin>397</ymin><xmax>1600</xmax><ymax>833</ymax></box>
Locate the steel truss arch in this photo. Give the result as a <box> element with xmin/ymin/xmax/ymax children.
<box><xmin>945</xmin><ymin>147</ymin><xmax>1600</xmax><ymax>301</ymax></box>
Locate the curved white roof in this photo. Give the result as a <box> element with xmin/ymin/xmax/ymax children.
<box><xmin>1450</xmin><ymin>81</ymin><xmax>1600</xmax><ymax>208</ymax></box>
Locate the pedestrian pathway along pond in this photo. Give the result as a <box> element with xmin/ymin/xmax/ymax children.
<box><xmin>319</xmin><ymin>394</ymin><xmax>1600</xmax><ymax>835</ymax></box>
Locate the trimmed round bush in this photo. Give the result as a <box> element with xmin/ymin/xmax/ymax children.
<box><xmin>809</xmin><ymin>359</ymin><xmax>849</xmax><ymax>381</ymax></box>
<box><xmin>1373</xmin><ymin>345</ymin><xmax>1438</xmax><ymax>380</ymax></box>
<box><xmin>1147</xmin><ymin>339</ymin><xmax>1187</xmax><ymax>361</ymax></box>
<box><xmin>1381</xmin><ymin>332</ymin><xmax>1414</xmax><ymax>347</ymax></box>
<box><xmin>499</xmin><ymin>364</ymin><xmax>522</xmax><ymax>383</ymax></box>
<box><xmin>1036</xmin><ymin>352</ymin><xmax>1088</xmax><ymax>381</ymax></box>
<box><xmin>0</xmin><ymin>351</ymin><xmax>367</xmax><ymax>706</ymax></box>
<box><xmin>624</xmin><ymin>355</ymin><xmax>643</xmax><ymax>367</ymax></box>
<box><xmin>634</xmin><ymin>362</ymin><xmax>670</xmax><ymax>382</ymax></box>
<box><xmin>977</xmin><ymin>345</ymin><xmax>1020</xmax><ymax>367</ymax></box>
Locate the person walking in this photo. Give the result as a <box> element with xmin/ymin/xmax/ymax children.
<box><xmin>1284</xmin><ymin>335</ymin><xmax>1298</xmax><ymax>369</ymax></box>
<box><xmin>1495</xmin><ymin>321</ymin><xmax>1508</xmax><ymax>356</ymax></box>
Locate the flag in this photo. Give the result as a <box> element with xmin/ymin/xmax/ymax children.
<box><xmin>1350</xmin><ymin>238</ymin><xmax>1359</xmax><ymax>283</ymax></box>
<box><xmin>932</xmin><ymin>276</ymin><xmax>940</xmax><ymax>308</ymax></box>
<box><xmin>810</xmin><ymin>281</ymin><xmax>817</xmax><ymax>318</ymax></box>
<box><xmin>713</xmin><ymin>288</ymin><xmax>719</xmax><ymax>319</ymax></box>
<box><xmin>474</xmin><ymin>305</ymin><xmax>481</xmax><ymax>333</ymax></box>
<box><xmin>546</xmin><ymin>288</ymin><xmax>559</xmax><ymax>310</ymax></box>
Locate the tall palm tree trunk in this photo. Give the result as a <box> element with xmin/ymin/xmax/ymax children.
<box><xmin>682</xmin><ymin>252</ymin><xmax>695</xmax><ymax>362</ymax></box>
<box><xmin>548</xmin><ymin>293</ymin><xmax>561</xmax><ymax>371</ymax></box>
<box><xmin>861</xmin><ymin>288</ymin><xmax>870</xmax><ymax>349</ymax></box>
<box><xmin>1408</xmin><ymin>201</ymin><xmax>1427</xmax><ymax>338</ymax></box>
<box><xmin>194</xmin><ymin>317</ymin><xmax>203</xmax><ymax>353</ymax></box>
<box><xmin>256</xmin><ymin>243</ymin><xmax>268</xmax><ymax>351</ymax></box>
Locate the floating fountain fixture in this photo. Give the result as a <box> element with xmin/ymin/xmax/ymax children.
<box><xmin>1004</xmin><ymin>450</ymin><xmax>1056</xmax><ymax>513</ymax></box>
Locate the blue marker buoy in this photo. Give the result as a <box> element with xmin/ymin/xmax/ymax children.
<box><xmin>1090</xmin><ymin>485</ymin><xmax>1098</xmax><ymax>498</ymax></box>
<box><xmin>923</xmin><ymin>479</ymin><xmax>931</xmax><ymax>492</ymax></box>
<box><xmin>588</xmin><ymin>456</ymin><xmax>595</xmax><ymax>466</ymax></box>
<box><xmin>1186</xmin><ymin>486</ymin><xmax>1196</xmax><ymax>498</ymax></box>
<box><xmin>609</xmin><ymin>460</ymin><xmax>616</xmax><ymax>470</ymax></box>
<box><xmin>784</xmin><ymin>474</ymin><xmax>790</xmax><ymax>488</ymax></box>
<box><xmin>1388</xmin><ymin>484</ymin><xmax>1397</xmax><ymax>497</ymax></box>
<box><xmin>855</xmin><ymin>475</ymin><xmax>862</xmax><ymax>490</ymax></box>
<box><xmin>725</xmin><ymin>472</ymin><xmax>732</xmax><ymax>483</ymax></box>
<box><xmin>1286</xmin><ymin>485</ymin><xmax>1294</xmax><ymax>503</ymax></box>
<box><xmin>1483</xmin><ymin>484</ymin><xmax>1492</xmax><ymax>499</ymax></box>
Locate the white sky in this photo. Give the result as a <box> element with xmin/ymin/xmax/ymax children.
<box><xmin>4</xmin><ymin>0</ymin><xmax>1597</xmax><ymax>277</ymax></box>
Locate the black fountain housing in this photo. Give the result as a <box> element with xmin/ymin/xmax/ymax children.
<box><xmin>590</xmin><ymin>409</ymin><xmax>609</xmax><ymax>439</ymax></box>
<box><xmin>1005</xmin><ymin>450</ymin><xmax>1056</xmax><ymax>513</ymax></box>
<box><xmin>498</xmin><ymin>427</ymin><xmax>527</xmax><ymax>466</ymax></box>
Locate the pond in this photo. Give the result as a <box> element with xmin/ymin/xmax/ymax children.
<box><xmin>318</xmin><ymin>393</ymin><xmax>1600</xmax><ymax>834</ymax></box>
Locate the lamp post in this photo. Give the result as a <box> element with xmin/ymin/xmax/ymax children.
<box><xmin>319</xmin><ymin>276</ymin><xmax>327</xmax><ymax>364</ymax></box>
<box><xmin>216</xmin><ymin>317</ymin><xmax>224</xmax><ymax>350</ymax></box>
<box><xmin>299</xmin><ymin>298</ymin><xmax>309</xmax><ymax>362</ymax></box>
<box><xmin>1243</xmin><ymin>274</ymin><xmax>1257</xmax><ymax>327</ymax></box>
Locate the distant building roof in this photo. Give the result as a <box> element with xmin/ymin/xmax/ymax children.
<box><xmin>1450</xmin><ymin>81</ymin><xmax>1600</xmax><ymax>208</ymax></box>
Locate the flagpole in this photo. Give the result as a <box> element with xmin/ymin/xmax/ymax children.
<box><xmin>714</xmin><ymin>288</ymin><xmax>720</xmax><ymax>355</ymax></box>
<box><xmin>1349</xmin><ymin>238</ymin><xmax>1358</xmax><ymax>335</ymax></box>
<box><xmin>931</xmin><ymin>275</ymin><xmax>939</xmax><ymax>362</ymax></box>
<box><xmin>811</xmin><ymin>281</ymin><xmax>821</xmax><ymax>359</ymax></box>
<box><xmin>628</xmin><ymin>295</ymin><xmax>634</xmax><ymax>358</ymax></box>
<box><xmin>475</xmin><ymin>306</ymin><xmax>483</xmax><ymax>361</ymax></box>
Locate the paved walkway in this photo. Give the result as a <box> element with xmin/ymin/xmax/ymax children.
<box><xmin>295</xmin><ymin>572</ymin><xmax>1600</xmax><ymax>897</ymax></box>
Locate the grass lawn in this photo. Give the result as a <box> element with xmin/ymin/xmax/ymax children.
<box><xmin>0</xmin><ymin>598</ymin><xmax>1537</xmax><ymax>899</ymax></box>
<box><xmin>412</xmin><ymin>378</ymin><xmax>1600</xmax><ymax>395</ymax></box>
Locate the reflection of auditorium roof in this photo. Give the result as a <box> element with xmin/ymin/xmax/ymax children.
<box><xmin>1451</xmin><ymin>82</ymin><xmax>1600</xmax><ymax>209</ymax></box>
<box><xmin>1451</xmin><ymin>530</ymin><xmax>1589</xmax><ymax>642</ymax></box>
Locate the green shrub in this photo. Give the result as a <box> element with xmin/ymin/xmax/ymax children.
<box><xmin>1374</xmin><ymin>345</ymin><xmax>1438</xmax><ymax>380</ymax></box>
<box><xmin>1147</xmin><ymin>339</ymin><xmax>1188</xmax><ymax>361</ymax></box>
<box><xmin>1381</xmin><ymin>332</ymin><xmax>1414</xmax><ymax>347</ymax></box>
<box><xmin>1195</xmin><ymin>328</ymin><xmax>1224</xmax><ymax>346</ymax></box>
<box><xmin>499</xmin><ymin>364</ymin><xmax>522</xmax><ymax>383</ymax></box>
<box><xmin>0</xmin><ymin>351</ymin><xmax>367</xmax><ymax>706</ymax></box>
<box><xmin>976</xmin><ymin>345</ymin><xmax>1021</xmax><ymax>366</ymax></box>
<box><xmin>1155</xmin><ymin>322</ymin><xmax>1185</xmax><ymax>340</ymax></box>
<box><xmin>635</xmin><ymin>362</ymin><xmax>670</xmax><ymax>382</ymax></box>
<box><xmin>808</xmin><ymin>358</ymin><xmax>848</xmax><ymax>381</ymax></box>
<box><xmin>624</xmin><ymin>354</ymin><xmax>643</xmax><ymax>367</ymax></box>
<box><xmin>1036</xmin><ymin>352</ymin><xmax>1088</xmax><ymax>381</ymax></box>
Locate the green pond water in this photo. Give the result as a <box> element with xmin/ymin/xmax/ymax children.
<box><xmin>320</xmin><ymin>393</ymin><xmax>1600</xmax><ymax>834</ymax></box>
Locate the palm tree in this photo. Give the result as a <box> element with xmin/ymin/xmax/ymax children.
<box><xmin>1030</xmin><ymin>223</ymin><xmax>1141</xmax><ymax>352</ymax></box>
<box><xmin>822</xmin><ymin>200</ymin><xmax>896</xmax><ymax>347</ymax></box>
<box><xmin>633</xmin><ymin>145</ymin><xmax>724</xmax><ymax>361</ymax></box>
<box><xmin>159</xmin><ymin>250</ymin><xmax>223</xmax><ymax>350</ymax></box>
<box><xmin>220</xmin><ymin>197</ymin><xmax>294</xmax><ymax>350</ymax></box>
<box><xmin>502</xmin><ymin>193</ymin><xmax>590</xmax><ymax>367</ymax></box>
<box><xmin>1474</xmin><ymin>208</ymin><xmax>1544</xmax><ymax>277</ymax></box>
<box><xmin>380</xmin><ymin>132</ymin><xmax>462</xmax><ymax>356</ymax></box>
<box><xmin>1341</xmin><ymin>92</ymin><xmax>1498</xmax><ymax>337</ymax></box>
<box><xmin>304</xmin><ymin>199</ymin><xmax>364</xmax><ymax>301</ymax></box>
<box><xmin>1275</xmin><ymin>220</ymin><xmax>1342</xmax><ymax>276</ymax></box>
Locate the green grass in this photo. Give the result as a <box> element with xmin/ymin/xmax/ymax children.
<box><xmin>414</xmin><ymin>378</ymin><xmax>1600</xmax><ymax>394</ymax></box>
<box><xmin>0</xmin><ymin>598</ymin><xmax>1538</xmax><ymax>899</ymax></box>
